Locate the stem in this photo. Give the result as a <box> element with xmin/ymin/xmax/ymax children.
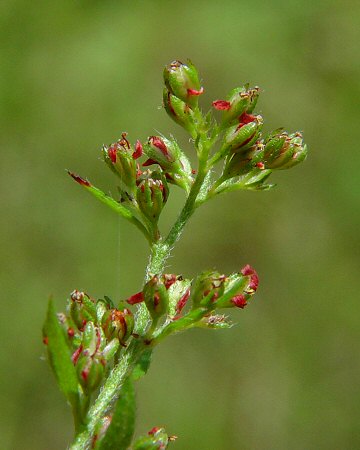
<box><xmin>70</xmin><ymin>110</ymin><xmax>214</xmax><ymax>449</ymax></box>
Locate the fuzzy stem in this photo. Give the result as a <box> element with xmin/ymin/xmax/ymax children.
<box><xmin>70</xmin><ymin>111</ymin><xmax>213</xmax><ymax>450</ymax></box>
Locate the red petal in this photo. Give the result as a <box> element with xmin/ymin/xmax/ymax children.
<box><xmin>187</xmin><ymin>87</ymin><xmax>204</xmax><ymax>96</ymax></box>
<box><xmin>132</xmin><ymin>140</ymin><xmax>143</xmax><ymax>159</ymax></box>
<box><xmin>212</xmin><ymin>100</ymin><xmax>231</xmax><ymax>110</ymax></box>
<box><xmin>126</xmin><ymin>291</ymin><xmax>144</xmax><ymax>305</ymax></box>
<box><xmin>231</xmin><ymin>294</ymin><xmax>247</xmax><ymax>309</ymax></box>
<box><xmin>239</xmin><ymin>112</ymin><xmax>257</xmax><ymax>125</ymax></box>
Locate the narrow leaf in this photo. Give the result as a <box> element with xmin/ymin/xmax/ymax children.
<box><xmin>68</xmin><ymin>171</ymin><xmax>150</xmax><ymax>240</ymax></box>
<box><xmin>43</xmin><ymin>299</ymin><xmax>80</xmax><ymax>409</ymax></box>
<box><xmin>98</xmin><ymin>377</ymin><xmax>135</xmax><ymax>450</ymax></box>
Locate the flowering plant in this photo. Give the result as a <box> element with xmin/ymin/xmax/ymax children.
<box><xmin>43</xmin><ymin>60</ymin><xmax>307</xmax><ymax>449</ymax></box>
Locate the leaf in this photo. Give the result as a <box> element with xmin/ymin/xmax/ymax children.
<box><xmin>68</xmin><ymin>171</ymin><xmax>150</xmax><ymax>240</ymax></box>
<box><xmin>132</xmin><ymin>349</ymin><xmax>153</xmax><ymax>381</ymax></box>
<box><xmin>43</xmin><ymin>299</ymin><xmax>80</xmax><ymax>410</ymax></box>
<box><xmin>97</xmin><ymin>377</ymin><xmax>135</xmax><ymax>450</ymax></box>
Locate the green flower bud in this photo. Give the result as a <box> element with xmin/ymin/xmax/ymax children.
<box><xmin>163</xmin><ymin>89</ymin><xmax>196</xmax><ymax>137</ymax></box>
<box><xmin>264</xmin><ymin>131</ymin><xmax>307</xmax><ymax>169</ymax></box>
<box><xmin>191</xmin><ymin>271</ymin><xmax>226</xmax><ymax>308</ymax></box>
<box><xmin>82</xmin><ymin>321</ymin><xmax>105</xmax><ymax>356</ymax></box>
<box><xmin>213</xmin><ymin>86</ymin><xmax>260</xmax><ymax>124</ymax></box>
<box><xmin>77</xmin><ymin>354</ymin><xmax>105</xmax><ymax>394</ymax></box>
<box><xmin>222</xmin><ymin>141</ymin><xmax>265</xmax><ymax>179</ymax></box>
<box><xmin>133</xmin><ymin>427</ymin><xmax>173</xmax><ymax>450</ymax></box>
<box><xmin>69</xmin><ymin>290</ymin><xmax>96</xmax><ymax>331</ymax></box>
<box><xmin>102</xmin><ymin>133</ymin><xmax>138</xmax><ymax>194</ymax></box>
<box><xmin>136</xmin><ymin>171</ymin><xmax>169</xmax><ymax>223</ymax></box>
<box><xmin>214</xmin><ymin>114</ymin><xmax>263</xmax><ymax>165</ymax></box>
<box><xmin>143</xmin><ymin>276</ymin><xmax>169</xmax><ymax>321</ymax></box>
<box><xmin>163</xmin><ymin>60</ymin><xmax>203</xmax><ymax>109</ymax></box>
<box><xmin>143</xmin><ymin>136</ymin><xmax>193</xmax><ymax>192</ymax></box>
<box><xmin>101</xmin><ymin>308</ymin><xmax>134</xmax><ymax>345</ymax></box>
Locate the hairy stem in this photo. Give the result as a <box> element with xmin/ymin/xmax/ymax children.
<box><xmin>70</xmin><ymin>115</ymin><xmax>213</xmax><ymax>450</ymax></box>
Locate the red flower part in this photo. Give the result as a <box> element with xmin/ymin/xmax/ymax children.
<box><xmin>81</xmin><ymin>368</ymin><xmax>89</xmax><ymax>381</ymax></box>
<box><xmin>163</xmin><ymin>274</ymin><xmax>177</xmax><ymax>289</ymax></box>
<box><xmin>132</xmin><ymin>140</ymin><xmax>143</xmax><ymax>159</ymax></box>
<box><xmin>68</xmin><ymin>171</ymin><xmax>91</xmax><ymax>187</ymax></box>
<box><xmin>126</xmin><ymin>291</ymin><xmax>144</xmax><ymax>305</ymax></box>
<box><xmin>241</xmin><ymin>264</ymin><xmax>259</xmax><ymax>291</ymax></box>
<box><xmin>212</xmin><ymin>100</ymin><xmax>231</xmax><ymax>110</ymax></box>
<box><xmin>256</xmin><ymin>162</ymin><xmax>265</xmax><ymax>170</ymax></box>
<box><xmin>239</xmin><ymin>112</ymin><xmax>257</xmax><ymax>125</ymax></box>
<box><xmin>174</xmin><ymin>288</ymin><xmax>191</xmax><ymax>318</ymax></box>
<box><xmin>71</xmin><ymin>345</ymin><xmax>83</xmax><ymax>365</ymax></box>
<box><xmin>149</xmin><ymin>136</ymin><xmax>169</xmax><ymax>157</ymax></box>
<box><xmin>43</xmin><ymin>336</ymin><xmax>49</xmax><ymax>345</ymax></box>
<box><xmin>108</xmin><ymin>145</ymin><xmax>117</xmax><ymax>163</ymax></box>
<box><xmin>187</xmin><ymin>87</ymin><xmax>204</xmax><ymax>96</ymax></box>
<box><xmin>142</xmin><ymin>158</ymin><xmax>158</xmax><ymax>167</ymax></box>
<box><xmin>68</xmin><ymin>327</ymin><xmax>75</xmax><ymax>338</ymax></box>
<box><xmin>231</xmin><ymin>294</ymin><xmax>248</xmax><ymax>309</ymax></box>
<box><xmin>148</xmin><ymin>426</ymin><xmax>161</xmax><ymax>436</ymax></box>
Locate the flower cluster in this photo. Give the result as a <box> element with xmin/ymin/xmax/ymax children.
<box><xmin>45</xmin><ymin>59</ymin><xmax>308</xmax><ymax>449</ymax></box>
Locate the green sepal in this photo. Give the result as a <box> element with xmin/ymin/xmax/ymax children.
<box><xmin>97</xmin><ymin>377</ymin><xmax>135</xmax><ymax>450</ymax></box>
<box><xmin>215</xmin><ymin>273</ymin><xmax>248</xmax><ymax>308</ymax></box>
<box><xmin>163</xmin><ymin>89</ymin><xmax>197</xmax><ymax>138</ymax></box>
<box><xmin>132</xmin><ymin>427</ymin><xmax>170</xmax><ymax>450</ymax></box>
<box><xmin>43</xmin><ymin>299</ymin><xmax>80</xmax><ymax>411</ymax></box>
<box><xmin>214</xmin><ymin>168</ymin><xmax>273</xmax><ymax>194</ymax></box>
<box><xmin>195</xmin><ymin>314</ymin><xmax>233</xmax><ymax>330</ymax></box>
<box><xmin>167</xmin><ymin>278</ymin><xmax>192</xmax><ymax>317</ymax></box>
<box><xmin>132</xmin><ymin>349</ymin><xmax>153</xmax><ymax>381</ymax></box>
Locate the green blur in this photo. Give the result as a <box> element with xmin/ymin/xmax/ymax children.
<box><xmin>1</xmin><ymin>0</ymin><xmax>359</xmax><ymax>448</ymax></box>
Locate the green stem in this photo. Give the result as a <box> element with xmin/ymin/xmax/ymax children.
<box><xmin>70</xmin><ymin>112</ymin><xmax>214</xmax><ymax>450</ymax></box>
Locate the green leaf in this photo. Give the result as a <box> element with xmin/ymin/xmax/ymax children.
<box><xmin>43</xmin><ymin>299</ymin><xmax>80</xmax><ymax>410</ymax></box>
<box><xmin>132</xmin><ymin>349</ymin><xmax>153</xmax><ymax>381</ymax></box>
<box><xmin>68</xmin><ymin>172</ymin><xmax>151</xmax><ymax>241</ymax></box>
<box><xmin>97</xmin><ymin>377</ymin><xmax>135</xmax><ymax>450</ymax></box>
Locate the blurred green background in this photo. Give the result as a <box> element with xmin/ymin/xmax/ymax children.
<box><xmin>1</xmin><ymin>0</ymin><xmax>359</xmax><ymax>448</ymax></box>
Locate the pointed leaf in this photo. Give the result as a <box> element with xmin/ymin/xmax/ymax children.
<box><xmin>97</xmin><ymin>377</ymin><xmax>135</xmax><ymax>450</ymax></box>
<box><xmin>68</xmin><ymin>172</ymin><xmax>150</xmax><ymax>240</ymax></box>
<box><xmin>43</xmin><ymin>299</ymin><xmax>80</xmax><ymax>409</ymax></box>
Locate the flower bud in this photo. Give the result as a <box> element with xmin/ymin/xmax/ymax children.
<box><xmin>101</xmin><ymin>308</ymin><xmax>134</xmax><ymax>345</ymax></box>
<box><xmin>222</xmin><ymin>141</ymin><xmax>265</xmax><ymax>179</ymax></box>
<box><xmin>69</xmin><ymin>290</ymin><xmax>96</xmax><ymax>331</ymax></box>
<box><xmin>263</xmin><ymin>131</ymin><xmax>307</xmax><ymax>169</ymax></box>
<box><xmin>143</xmin><ymin>136</ymin><xmax>193</xmax><ymax>191</ymax></box>
<box><xmin>136</xmin><ymin>171</ymin><xmax>169</xmax><ymax>223</ymax></box>
<box><xmin>163</xmin><ymin>89</ymin><xmax>196</xmax><ymax>137</ymax></box>
<box><xmin>191</xmin><ymin>271</ymin><xmax>226</xmax><ymax>308</ymax></box>
<box><xmin>215</xmin><ymin>265</ymin><xmax>259</xmax><ymax>309</ymax></box>
<box><xmin>133</xmin><ymin>427</ymin><xmax>174</xmax><ymax>450</ymax></box>
<box><xmin>102</xmin><ymin>133</ymin><xmax>138</xmax><ymax>193</ymax></box>
<box><xmin>213</xmin><ymin>86</ymin><xmax>260</xmax><ymax>125</ymax></box>
<box><xmin>77</xmin><ymin>354</ymin><xmax>105</xmax><ymax>394</ymax></box>
<box><xmin>163</xmin><ymin>60</ymin><xmax>203</xmax><ymax>109</ymax></box>
<box><xmin>143</xmin><ymin>276</ymin><xmax>169</xmax><ymax>321</ymax></box>
<box><xmin>82</xmin><ymin>321</ymin><xmax>102</xmax><ymax>356</ymax></box>
<box><xmin>217</xmin><ymin>114</ymin><xmax>263</xmax><ymax>162</ymax></box>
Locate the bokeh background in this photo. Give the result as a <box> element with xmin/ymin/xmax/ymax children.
<box><xmin>1</xmin><ymin>0</ymin><xmax>360</xmax><ymax>449</ymax></box>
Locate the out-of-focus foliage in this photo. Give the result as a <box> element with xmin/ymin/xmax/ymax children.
<box><xmin>1</xmin><ymin>0</ymin><xmax>359</xmax><ymax>449</ymax></box>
